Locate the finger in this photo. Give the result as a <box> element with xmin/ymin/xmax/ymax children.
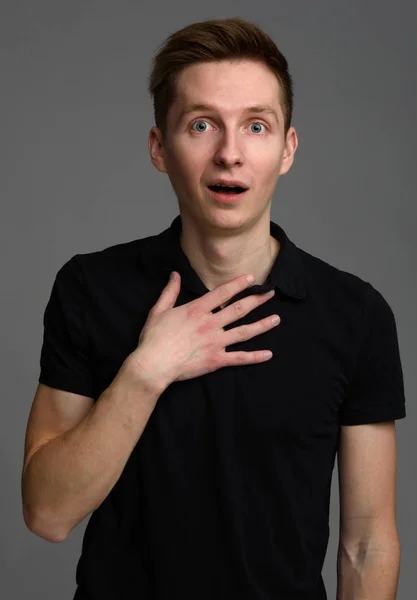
<box><xmin>152</xmin><ymin>271</ymin><xmax>180</xmax><ymax>313</ymax></box>
<box><xmin>222</xmin><ymin>313</ymin><xmax>280</xmax><ymax>346</ymax></box>
<box><xmin>215</xmin><ymin>289</ymin><xmax>275</xmax><ymax>328</ymax></box>
<box><xmin>222</xmin><ymin>349</ymin><xmax>273</xmax><ymax>367</ymax></box>
<box><xmin>200</xmin><ymin>274</ymin><xmax>255</xmax><ymax>313</ymax></box>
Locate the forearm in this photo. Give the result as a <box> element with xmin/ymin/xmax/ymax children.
<box><xmin>336</xmin><ymin>535</ymin><xmax>401</xmax><ymax>600</ymax></box>
<box><xmin>22</xmin><ymin>358</ymin><xmax>165</xmax><ymax>542</ymax></box>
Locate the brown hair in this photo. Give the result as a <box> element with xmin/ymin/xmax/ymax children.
<box><xmin>148</xmin><ymin>17</ymin><xmax>294</xmax><ymax>140</ymax></box>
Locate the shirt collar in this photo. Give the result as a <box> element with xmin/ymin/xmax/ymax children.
<box><xmin>139</xmin><ymin>214</ymin><xmax>307</xmax><ymax>301</ymax></box>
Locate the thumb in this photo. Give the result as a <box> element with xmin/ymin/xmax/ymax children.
<box><xmin>153</xmin><ymin>271</ymin><xmax>181</xmax><ymax>313</ymax></box>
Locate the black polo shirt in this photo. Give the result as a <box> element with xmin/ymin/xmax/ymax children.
<box><xmin>38</xmin><ymin>214</ymin><xmax>406</xmax><ymax>600</ymax></box>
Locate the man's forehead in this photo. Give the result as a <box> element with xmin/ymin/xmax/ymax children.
<box><xmin>174</xmin><ymin>61</ymin><xmax>281</xmax><ymax>102</ymax></box>
<box><xmin>168</xmin><ymin>62</ymin><xmax>283</xmax><ymax>126</ymax></box>
<box><xmin>170</xmin><ymin>95</ymin><xmax>283</xmax><ymax>127</ymax></box>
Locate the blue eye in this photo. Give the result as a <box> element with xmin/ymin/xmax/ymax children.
<box><xmin>191</xmin><ymin>120</ymin><xmax>211</xmax><ymax>132</ymax></box>
<box><xmin>250</xmin><ymin>122</ymin><xmax>265</xmax><ymax>134</ymax></box>
<box><xmin>190</xmin><ymin>120</ymin><xmax>266</xmax><ymax>133</ymax></box>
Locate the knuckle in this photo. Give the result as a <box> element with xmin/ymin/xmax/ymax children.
<box><xmin>238</xmin><ymin>326</ymin><xmax>249</xmax><ymax>342</ymax></box>
<box><xmin>252</xmin><ymin>352</ymin><xmax>260</xmax><ymax>363</ymax></box>
<box><xmin>235</xmin><ymin>352</ymin><xmax>246</xmax><ymax>364</ymax></box>
<box><xmin>232</xmin><ymin>301</ymin><xmax>244</xmax><ymax>317</ymax></box>
<box><xmin>219</xmin><ymin>351</ymin><xmax>230</xmax><ymax>366</ymax></box>
<box><xmin>187</xmin><ymin>304</ymin><xmax>202</xmax><ymax>320</ymax></box>
<box><xmin>196</xmin><ymin>317</ymin><xmax>213</xmax><ymax>336</ymax></box>
<box><xmin>208</xmin><ymin>352</ymin><xmax>220</xmax><ymax>370</ymax></box>
<box><xmin>218</xmin><ymin>288</ymin><xmax>230</xmax><ymax>306</ymax></box>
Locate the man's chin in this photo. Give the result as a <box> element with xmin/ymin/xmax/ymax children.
<box><xmin>201</xmin><ymin>208</ymin><xmax>253</xmax><ymax>233</ymax></box>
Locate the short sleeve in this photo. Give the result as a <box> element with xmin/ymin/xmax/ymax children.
<box><xmin>38</xmin><ymin>254</ymin><xmax>94</xmax><ymax>398</ymax></box>
<box><xmin>340</xmin><ymin>284</ymin><xmax>406</xmax><ymax>425</ymax></box>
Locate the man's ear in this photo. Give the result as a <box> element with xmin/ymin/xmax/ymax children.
<box><xmin>148</xmin><ymin>126</ymin><xmax>168</xmax><ymax>173</ymax></box>
<box><xmin>279</xmin><ymin>126</ymin><xmax>298</xmax><ymax>176</ymax></box>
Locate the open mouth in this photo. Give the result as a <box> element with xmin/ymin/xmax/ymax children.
<box><xmin>207</xmin><ymin>184</ymin><xmax>247</xmax><ymax>195</ymax></box>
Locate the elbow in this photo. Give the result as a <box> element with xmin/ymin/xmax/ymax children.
<box><xmin>22</xmin><ymin>504</ymin><xmax>69</xmax><ymax>543</ymax></box>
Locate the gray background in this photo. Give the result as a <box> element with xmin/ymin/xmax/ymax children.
<box><xmin>2</xmin><ymin>0</ymin><xmax>415</xmax><ymax>598</ymax></box>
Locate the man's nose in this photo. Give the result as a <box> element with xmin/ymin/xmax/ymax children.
<box><xmin>213</xmin><ymin>131</ymin><xmax>244</xmax><ymax>167</ymax></box>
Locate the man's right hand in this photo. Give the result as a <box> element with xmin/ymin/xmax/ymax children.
<box><xmin>127</xmin><ymin>271</ymin><xmax>281</xmax><ymax>389</ymax></box>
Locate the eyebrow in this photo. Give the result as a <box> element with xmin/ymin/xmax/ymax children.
<box><xmin>177</xmin><ymin>103</ymin><xmax>280</xmax><ymax>125</ymax></box>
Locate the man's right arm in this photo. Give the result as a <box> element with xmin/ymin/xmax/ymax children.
<box><xmin>23</xmin><ymin>269</ymin><xmax>279</xmax><ymax>543</ymax></box>
<box><xmin>21</xmin><ymin>356</ymin><xmax>166</xmax><ymax>543</ymax></box>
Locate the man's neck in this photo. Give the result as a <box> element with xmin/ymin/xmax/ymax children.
<box><xmin>179</xmin><ymin>215</ymin><xmax>280</xmax><ymax>297</ymax></box>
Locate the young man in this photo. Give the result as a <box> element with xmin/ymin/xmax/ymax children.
<box><xmin>22</xmin><ymin>17</ymin><xmax>406</xmax><ymax>600</ymax></box>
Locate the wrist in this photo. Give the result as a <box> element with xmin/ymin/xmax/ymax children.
<box><xmin>121</xmin><ymin>350</ymin><xmax>171</xmax><ymax>396</ymax></box>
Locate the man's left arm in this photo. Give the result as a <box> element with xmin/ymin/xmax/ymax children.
<box><xmin>336</xmin><ymin>421</ymin><xmax>401</xmax><ymax>600</ymax></box>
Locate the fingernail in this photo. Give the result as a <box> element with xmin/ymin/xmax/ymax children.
<box><xmin>246</xmin><ymin>274</ymin><xmax>255</xmax><ymax>283</ymax></box>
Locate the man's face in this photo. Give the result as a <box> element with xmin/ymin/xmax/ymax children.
<box><xmin>149</xmin><ymin>59</ymin><xmax>298</xmax><ymax>232</ymax></box>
